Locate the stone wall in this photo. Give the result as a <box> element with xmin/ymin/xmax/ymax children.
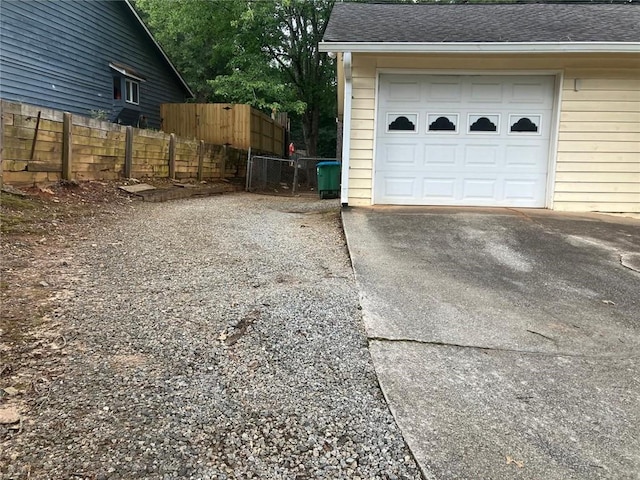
<box><xmin>1</xmin><ymin>100</ymin><xmax>247</xmax><ymax>186</ymax></box>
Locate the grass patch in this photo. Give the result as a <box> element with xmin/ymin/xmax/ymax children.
<box><xmin>1</xmin><ymin>193</ymin><xmax>50</xmax><ymax>235</ymax></box>
<box><xmin>0</xmin><ymin>213</ymin><xmax>30</xmax><ymax>234</ymax></box>
<box><xmin>1</xmin><ymin>193</ymin><xmax>39</xmax><ymax>210</ymax></box>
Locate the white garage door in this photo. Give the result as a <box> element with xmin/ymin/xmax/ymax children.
<box><xmin>374</xmin><ymin>74</ymin><xmax>555</xmax><ymax>207</ymax></box>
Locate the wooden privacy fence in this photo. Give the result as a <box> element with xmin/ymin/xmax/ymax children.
<box><xmin>160</xmin><ymin>103</ymin><xmax>285</xmax><ymax>156</ymax></box>
<box><xmin>1</xmin><ymin>100</ymin><xmax>247</xmax><ymax>186</ymax></box>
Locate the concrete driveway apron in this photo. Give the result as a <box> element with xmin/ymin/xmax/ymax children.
<box><xmin>342</xmin><ymin>207</ymin><xmax>640</xmax><ymax>480</ymax></box>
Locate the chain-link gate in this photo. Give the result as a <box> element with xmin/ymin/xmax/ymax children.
<box><xmin>246</xmin><ymin>154</ymin><xmax>339</xmax><ymax>196</ymax></box>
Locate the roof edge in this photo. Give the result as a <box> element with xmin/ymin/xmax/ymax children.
<box><xmin>124</xmin><ymin>0</ymin><xmax>195</xmax><ymax>98</ymax></box>
<box><xmin>319</xmin><ymin>42</ymin><xmax>640</xmax><ymax>54</ymax></box>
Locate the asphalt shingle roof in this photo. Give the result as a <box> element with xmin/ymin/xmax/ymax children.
<box><xmin>322</xmin><ymin>3</ymin><xmax>640</xmax><ymax>43</ymax></box>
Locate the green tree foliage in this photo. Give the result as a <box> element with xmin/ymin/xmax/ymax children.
<box><xmin>133</xmin><ymin>0</ymin><xmax>242</xmax><ymax>102</ymax></box>
<box><xmin>210</xmin><ymin>0</ymin><xmax>337</xmax><ymax>157</ymax></box>
<box><xmin>134</xmin><ymin>0</ymin><xmax>337</xmax><ymax>157</ymax></box>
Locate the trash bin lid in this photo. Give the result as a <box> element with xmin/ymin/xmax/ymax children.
<box><xmin>316</xmin><ymin>161</ymin><xmax>341</xmax><ymax>167</ymax></box>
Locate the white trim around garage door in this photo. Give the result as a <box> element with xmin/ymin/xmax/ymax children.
<box><xmin>371</xmin><ymin>70</ymin><xmax>381</xmax><ymax>205</ymax></box>
<box><xmin>371</xmin><ymin>69</ymin><xmax>564</xmax><ymax>208</ymax></box>
<box><xmin>546</xmin><ymin>70</ymin><xmax>564</xmax><ymax>210</ymax></box>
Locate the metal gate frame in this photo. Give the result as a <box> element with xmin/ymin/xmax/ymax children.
<box><xmin>245</xmin><ymin>151</ymin><xmax>338</xmax><ymax>196</ymax></box>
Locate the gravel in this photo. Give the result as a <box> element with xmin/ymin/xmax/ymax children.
<box><xmin>2</xmin><ymin>193</ymin><xmax>420</xmax><ymax>479</ymax></box>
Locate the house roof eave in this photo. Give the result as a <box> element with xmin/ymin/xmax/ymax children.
<box><xmin>318</xmin><ymin>42</ymin><xmax>640</xmax><ymax>55</ymax></box>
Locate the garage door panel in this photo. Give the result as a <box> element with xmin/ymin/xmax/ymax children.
<box><xmin>505</xmin><ymin>144</ymin><xmax>547</xmax><ymax>168</ymax></box>
<box><xmin>376</xmin><ymin>174</ymin><xmax>546</xmax><ymax>206</ymax></box>
<box><xmin>375</xmin><ymin>74</ymin><xmax>555</xmax><ymax>207</ymax></box>
<box><xmin>509</xmin><ymin>82</ymin><xmax>550</xmax><ymax>105</ymax></box>
<box><xmin>427</xmin><ymin>79</ymin><xmax>463</xmax><ymax>102</ymax></box>
<box><xmin>380</xmin><ymin>142</ymin><xmax>419</xmax><ymax>167</ymax></box>
<box><xmin>504</xmin><ymin>178</ymin><xmax>542</xmax><ymax>202</ymax></box>
<box><xmin>424</xmin><ymin>144</ymin><xmax>459</xmax><ymax>166</ymax></box>
<box><xmin>423</xmin><ymin>178</ymin><xmax>457</xmax><ymax>199</ymax></box>
<box><xmin>464</xmin><ymin>144</ymin><xmax>500</xmax><ymax>167</ymax></box>
<box><xmin>380</xmin><ymin>177</ymin><xmax>418</xmax><ymax>199</ymax></box>
<box><xmin>462</xmin><ymin>178</ymin><xmax>499</xmax><ymax>200</ymax></box>
<box><xmin>387</xmin><ymin>81</ymin><xmax>420</xmax><ymax>102</ymax></box>
<box><xmin>469</xmin><ymin>81</ymin><xmax>503</xmax><ymax>103</ymax></box>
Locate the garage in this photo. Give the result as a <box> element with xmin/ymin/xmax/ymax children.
<box><xmin>321</xmin><ymin>2</ymin><xmax>640</xmax><ymax>212</ymax></box>
<box><xmin>374</xmin><ymin>74</ymin><xmax>556</xmax><ymax>207</ymax></box>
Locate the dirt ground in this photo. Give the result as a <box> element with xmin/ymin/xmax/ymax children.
<box><xmin>1</xmin><ymin>180</ymin><xmax>135</xmax><ymax>440</ymax></box>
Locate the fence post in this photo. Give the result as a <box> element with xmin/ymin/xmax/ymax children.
<box><xmin>197</xmin><ymin>140</ymin><xmax>204</xmax><ymax>181</ymax></box>
<box><xmin>124</xmin><ymin>126</ymin><xmax>133</xmax><ymax>178</ymax></box>
<box><xmin>62</xmin><ymin>112</ymin><xmax>72</xmax><ymax>180</ymax></box>
<box><xmin>169</xmin><ymin>133</ymin><xmax>176</xmax><ymax>179</ymax></box>
<box><xmin>245</xmin><ymin>147</ymin><xmax>251</xmax><ymax>191</ymax></box>
<box><xmin>221</xmin><ymin>144</ymin><xmax>228</xmax><ymax>180</ymax></box>
<box><xmin>272</xmin><ymin>120</ymin><xmax>276</xmax><ymax>156</ymax></box>
<box><xmin>292</xmin><ymin>157</ymin><xmax>299</xmax><ymax>195</ymax></box>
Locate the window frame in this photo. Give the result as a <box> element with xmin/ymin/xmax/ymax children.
<box><xmin>125</xmin><ymin>78</ymin><xmax>140</xmax><ymax>105</ymax></box>
<box><xmin>508</xmin><ymin>114</ymin><xmax>543</xmax><ymax>136</ymax></box>
<box><xmin>467</xmin><ymin>113</ymin><xmax>501</xmax><ymax>135</ymax></box>
<box><xmin>385</xmin><ymin>112</ymin><xmax>419</xmax><ymax>134</ymax></box>
<box><xmin>426</xmin><ymin>113</ymin><xmax>460</xmax><ymax>134</ymax></box>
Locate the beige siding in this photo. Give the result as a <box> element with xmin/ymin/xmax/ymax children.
<box><xmin>556</xmin><ymin>70</ymin><xmax>640</xmax><ymax>213</ymax></box>
<box><xmin>345</xmin><ymin>53</ymin><xmax>640</xmax><ymax>211</ymax></box>
<box><xmin>353</xmin><ymin>87</ymin><xmax>375</xmax><ymax>99</ymax></box>
<box><xmin>352</xmin><ymin>98</ymin><xmax>376</xmax><ymax>110</ymax></box>
<box><xmin>350</xmin><ymin>139</ymin><xmax>374</xmax><ymax>150</ymax></box>
<box><xmin>560</xmin><ymin>133</ymin><xmax>639</xmax><ymax>141</ymax></box>
<box><xmin>346</xmin><ymin>54</ymin><xmax>378</xmax><ymax>206</ymax></box>
<box><xmin>556</xmin><ymin>160</ymin><xmax>640</xmax><ymax>172</ymax></box>
<box><xmin>347</xmin><ymin>55</ymin><xmax>377</xmax><ymax>206</ymax></box>
<box><xmin>350</xmin><ymin>129</ymin><xmax>374</xmax><ymax>140</ymax></box>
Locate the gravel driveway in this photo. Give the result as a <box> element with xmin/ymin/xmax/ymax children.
<box><xmin>2</xmin><ymin>193</ymin><xmax>419</xmax><ymax>479</ymax></box>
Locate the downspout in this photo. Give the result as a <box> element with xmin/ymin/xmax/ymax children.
<box><xmin>340</xmin><ymin>52</ymin><xmax>352</xmax><ymax>206</ymax></box>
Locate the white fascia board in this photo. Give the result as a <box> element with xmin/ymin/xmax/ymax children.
<box><xmin>124</xmin><ymin>0</ymin><xmax>195</xmax><ymax>98</ymax></box>
<box><xmin>319</xmin><ymin>42</ymin><xmax>640</xmax><ymax>54</ymax></box>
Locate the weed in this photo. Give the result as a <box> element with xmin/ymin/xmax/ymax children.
<box><xmin>89</xmin><ymin>109</ymin><xmax>109</xmax><ymax>121</ymax></box>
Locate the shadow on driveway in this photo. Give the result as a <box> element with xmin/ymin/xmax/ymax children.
<box><xmin>343</xmin><ymin>207</ymin><xmax>640</xmax><ymax>480</ymax></box>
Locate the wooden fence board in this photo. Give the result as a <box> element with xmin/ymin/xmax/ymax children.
<box><xmin>4</xmin><ymin>160</ymin><xmax>28</xmax><ymax>171</ymax></box>
<box><xmin>161</xmin><ymin>103</ymin><xmax>284</xmax><ymax>155</ymax></box>
<box><xmin>28</xmin><ymin>161</ymin><xmax>62</xmax><ymax>172</ymax></box>
<box><xmin>37</xmin><ymin>119</ymin><xmax>64</xmax><ymax>132</ymax></box>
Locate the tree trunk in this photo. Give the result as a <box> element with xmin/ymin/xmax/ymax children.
<box><xmin>302</xmin><ymin>106</ymin><xmax>320</xmax><ymax>157</ymax></box>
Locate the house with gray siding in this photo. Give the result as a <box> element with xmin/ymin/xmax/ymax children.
<box><xmin>0</xmin><ymin>0</ymin><xmax>193</xmax><ymax>129</ymax></box>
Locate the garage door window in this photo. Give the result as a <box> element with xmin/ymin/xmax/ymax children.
<box><xmin>427</xmin><ymin>114</ymin><xmax>459</xmax><ymax>133</ymax></box>
<box><xmin>468</xmin><ymin>114</ymin><xmax>499</xmax><ymax>133</ymax></box>
<box><xmin>509</xmin><ymin>115</ymin><xmax>541</xmax><ymax>134</ymax></box>
<box><xmin>387</xmin><ymin>113</ymin><xmax>418</xmax><ymax>133</ymax></box>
